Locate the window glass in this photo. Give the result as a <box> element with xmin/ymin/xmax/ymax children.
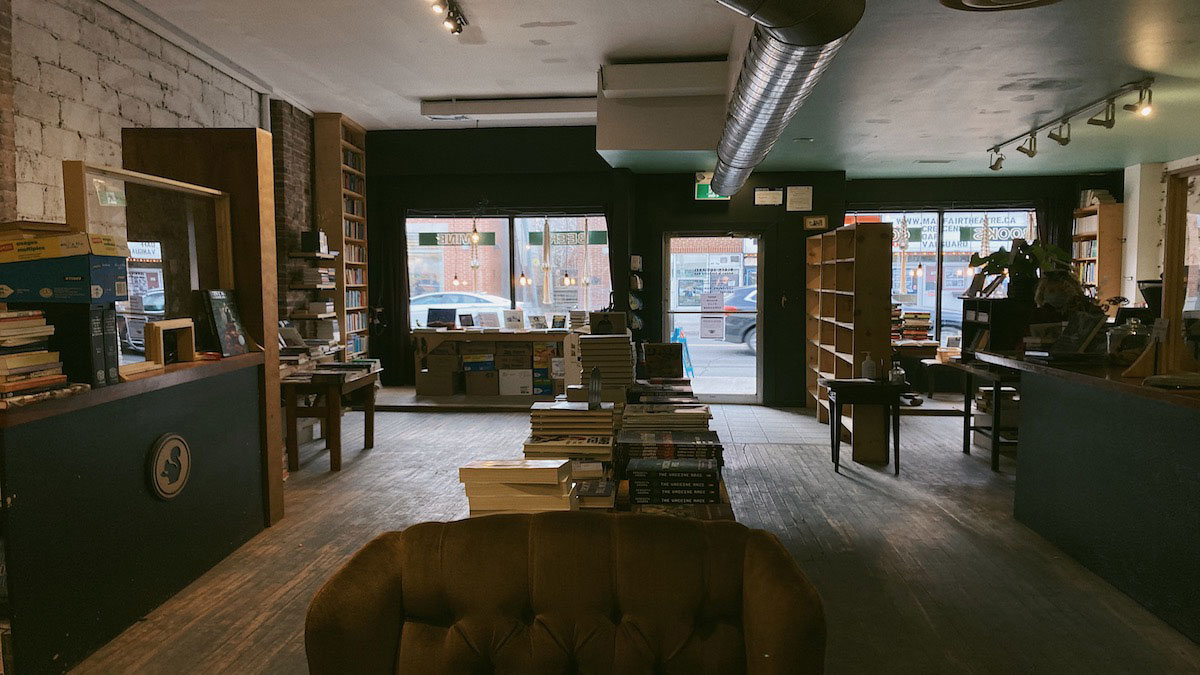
<box><xmin>940</xmin><ymin>210</ymin><xmax>1037</xmax><ymax>338</ymax></box>
<box><xmin>849</xmin><ymin>210</ymin><xmax>1037</xmax><ymax>341</ymax></box>
<box><xmin>406</xmin><ymin>217</ymin><xmax>510</xmax><ymax>328</ymax></box>
<box><xmin>513</xmin><ymin>216</ymin><xmax>612</xmax><ymax>317</ymax></box>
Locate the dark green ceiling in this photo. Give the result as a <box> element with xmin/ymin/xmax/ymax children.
<box><xmin>609</xmin><ymin>0</ymin><xmax>1200</xmax><ymax>178</ymax></box>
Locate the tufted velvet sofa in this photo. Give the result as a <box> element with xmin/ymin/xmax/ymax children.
<box><xmin>305</xmin><ymin>511</ymin><xmax>826</xmax><ymax>674</ymax></box>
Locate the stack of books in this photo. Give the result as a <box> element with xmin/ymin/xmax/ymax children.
<box><xmin>459</xmin><ymin>459</ymin><xmax>577</xmax><ymax>516</ymax></box>
<box><xmin>296</xmin><ymin>267</ymin><xmax>335</xmax><ymax>287</ymax></box>
<box><xmin>524</xmin><ymin>401</ymin><xmax>615</xmax><ymax>460</ymax></box>
<box><xmin>632</xmin><ymin>378</ymin><xmax>696</xmax><ymax>404</ymax></box>
<box><xmin>621</xmin><ymin>403</ymin><xmax>712</xmax><ymax>431</ymax></box>
<box><xmin>617</xmin><ymin>430</ymin><xmax>724</xmax><ymax>462</ymax></box>
<box><xmin>0</xmin><ymin>308</ymin><xmax>68</xmax><ymax>404</ymax></box>
<box><xmin>902</xmin><ymin>310</ymin><xmax>932</xmax><ymax>341</ymax></box>
<box><xmin>575</xmin><ymin>479</ymin><xmax>616</xmax><ymax>509</ymax></box>
<box><xmin>579</xmin><ymin>334</ymin><xmax>634</xmax><ymax>390</ymax></box>
<box><xmin>627</xmin><ymin>458</ymin><xmax>721</xmax><ymax>505</ymax></box>
<box><xmin>890</xmin><ymin>303</ymin><xmax>903</xmax><ymax>342</ymax></box>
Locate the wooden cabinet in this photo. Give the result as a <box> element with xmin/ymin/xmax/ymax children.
<box><xmin>314</xmin><ymin>113</ymin><xmax>369</xmax><ymax>360</ymax></box>
<box><xmin>805</xmin><ymin>223</ymin><xmax>892</xmax><ymax>462</ymax></box>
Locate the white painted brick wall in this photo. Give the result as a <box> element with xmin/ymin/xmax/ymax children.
<box><xmin>11</xmin><ymin>0</ymin><xmax>261</xmax><ymax>221</ymax></box>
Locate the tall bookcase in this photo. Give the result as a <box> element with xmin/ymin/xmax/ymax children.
<box><xmin>1071</xmin><ymin>203</ymin><xmax>1123</xmax><ymax>312</ymax></box>
<box><xmin>805</xmin><ymin>222</ymin><xmax>892</xmax><ymax>463</ymax></box>
<box><xmin>314</xmin><ymin>113</ymin><xmax>369</xmax><ymax>360</ymax></box>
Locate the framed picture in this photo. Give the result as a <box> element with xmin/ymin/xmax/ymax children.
<box><xmin>803</xmin><ymin>215</ymin><xmax>828</xmax><ymax>230</ymax></box>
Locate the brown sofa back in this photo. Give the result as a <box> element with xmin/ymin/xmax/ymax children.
<box><xmin>306</xmin><ymin>511</ymin><xmax>825</xmax><ymax>674</ymax></box>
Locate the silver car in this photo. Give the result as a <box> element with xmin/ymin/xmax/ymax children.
<box><xmin>409</xmin><ymin>291</ymin><xmax>513</xmax><ymax>328</ymax></box>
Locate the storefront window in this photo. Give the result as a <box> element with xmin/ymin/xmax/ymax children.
<box><xmin>850</xmin><ymin>209</ymin><xmax>1037</xmax><ymax>340</ymax></box>
<box><xmin>513</xmin><ymin>216</ymin><xmax>612</xmax><ymax>316</ymax></box>
<box><xmin>405</xmin><ymin>217</ymin><xmax>510</xmax><ymax>328</ymax></box>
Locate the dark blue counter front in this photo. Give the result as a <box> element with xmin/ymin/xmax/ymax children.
<box><xmin>1015</xmin><ymin>371</ymin><xmax>1200</xmax><ymax>643</ymax></box>
<box><xmin>0</xmin><ymin>360</ymin><xmax>266</xmax><ymax>672</ymax></box>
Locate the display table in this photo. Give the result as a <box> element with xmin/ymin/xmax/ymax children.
<box><xmin>940</xmin><ymin>359</ymin><xmax>1021</xmax><ymax>471</ymax></box>
<box><xmin>975</xmin><ymin>351</ymin><xmax>1200</xmax><ymax>642</ymax></box>
<box><xmin>0</xmin><ymin>354</ymin><xmax>267</xmax><ymax>672</ymax></box>
<box><xmin>283</xmin><ymin>370</ymin><xmax>378</xmax><ymax>472</ymax></box>
<box><xmin>818</xmin><ymin>378</ymin><xmax>905</xmax><ymax>475</ymax></box>
<box><xmin>412</xmin><ymin>328</ymin><xmax>569</xmax><ymax>359</ymax></box>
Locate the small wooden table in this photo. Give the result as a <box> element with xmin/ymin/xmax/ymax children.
<box><xmin>819</xmin><ymin>378</ymin><xmax>906</xmax><ymax>475</ymax></box>
<box><xmin>283</xmin><ymin>371</ymin><xmax>377</xmax><ymax>471</ymax></box>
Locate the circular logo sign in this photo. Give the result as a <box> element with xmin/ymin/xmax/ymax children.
<box><xmin>149</xmin><ymin>433</ymin><xmax>191</xmax><ymax>500</ymax></box>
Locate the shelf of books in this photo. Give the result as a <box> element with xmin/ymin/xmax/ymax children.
<box><xmin>804</xmin><ymin>223</ymin><xmax>892</xmax><ymax>462</ymax></box>
<box><xmin>315</xmin><ymin>113</ymin><xmax>369</xmax><ymax>361</ymax></box>
<box><xmin>1071</xmin><ymin>202</ymin><xmax>1123</xmax><ymax>312</ymax></box>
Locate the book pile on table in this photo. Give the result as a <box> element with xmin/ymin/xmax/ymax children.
<box><xmin>617</xmin><ymin>430</ymin><xmax>724</xmax><ymax>462</ymax></box>
<box><xmin>459</xmin><ymin>459</ymin><xmax>577</xmax><ymax>516</ymax></box>
<box><xmin>575</xmin><ymin>478</ymin><xmax>616</xmax><ymax>509</ymax></box>
<box><xmin>0</xmin><ymin>308</ymin><xmax>73</xmax><ymax>408</ymax></box>
<box><xmin>890</xmin><ymin>303</ymin><xmax>903</xmax><ymax>342</ymax></box>
<box><xmin>621</xmin><ymin>403</ymin><xmax>712</xmax><ymax>431</ymax></box>
<box><xmin>632</xmin><ymin>378</ymin><xmax>696</xmax><ymax>404</ymax></box>
<box><xmin>579</xmin><ymin>334</ymin><xmax>634</xmax><ymax>390</ymax></box>
<box><xmin>902</xmin><ymin>310</ymin><xmax>932</xmax><ymax>341</ymax></box>
<box><xmin>627</xmin><ymin>458</ymin><xmax>721</xmax><ymax>505</ymax></box>
<box><xmin>524</xmin><ymin>401</ymin><xmax>615</xmax><ymax>460</ymax></box>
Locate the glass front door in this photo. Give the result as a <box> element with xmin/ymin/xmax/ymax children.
<box><xmin>664</xmin><ymin>235</ymin><xmax>761</xmax><ymax>403</ymax></box>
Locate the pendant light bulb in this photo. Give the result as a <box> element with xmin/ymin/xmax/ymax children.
<box><xmin>452</xmin><ymin>275</ymin><xmax>460</xmax><ymax>287</ymax></box>
<box><xmin>470</xmin><ymin>218</ymin><xmax>480</xmax><ymax>244</ymax></box>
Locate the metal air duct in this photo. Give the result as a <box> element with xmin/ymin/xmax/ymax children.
<box><xmin>710</xmin><ymin>0</ymin><xmax>864</xmax><ymax>196</ymax></box>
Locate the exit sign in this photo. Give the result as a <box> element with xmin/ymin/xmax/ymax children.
<box><xmin>694</xmin><ymin>172</ymin><xmax>731</xmax><ymax>201</ymax></box>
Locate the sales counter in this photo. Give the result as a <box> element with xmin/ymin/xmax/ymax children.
<box><xmin>975</xmin><ymin>351</ymin><xmax>1200</xmax><ymax>643</ymax></box>
<box><xmin>0</xmin><ymin>354</ymin><xmax>268</xmax><ymax>672</ymax></box>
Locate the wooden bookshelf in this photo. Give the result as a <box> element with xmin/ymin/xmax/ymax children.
<box><xmin>1071</xmin><ymin>203</ymin><xmax>1123</xmax><ymax>312</ymax></box>
<box><xmin>315</xmin><ymin>113</ymin><xmax>369</xmax><ymax>360</ymax></box>
<box><xmin>805</xmin><ymin>223</ymin><xmax>892</xmax><ymax>463</ymax></box>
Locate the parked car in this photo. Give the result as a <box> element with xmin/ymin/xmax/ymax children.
<box><xmin>409</xmin><ymin>291</ymin><xmax>512</xmax><ymax>328</ymax></box>
<box><xmin>115</xmin><ymin>289</ymin><xmax>166</xmax><ymax>353</ymax></box>
<box><xmin>721</xmin><ymin>287</ymin><xmax>758</xmax><ymax>353</ymax></box>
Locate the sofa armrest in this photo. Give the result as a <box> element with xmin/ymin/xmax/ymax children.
<box><xmin>306</xmin><ymin>533</ymin><xmax>406</xmax><ymax>674</ymax></box>
<box><xmin>742</xmin><ymin>530</ymin><xmax>827</xmax><ymax>674</ymax></box>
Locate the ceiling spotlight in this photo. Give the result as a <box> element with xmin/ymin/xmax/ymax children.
<box><xmin>988</xmin><ymin>149</ymin><xmax>1005</xmax><ymax>171</ymax></box>
<box><xmin>1087</xmin><ymin>99</ymin><xmax>1116</xmax><ymax>129</ymax></box>
<box><xmin>1123</xmin><ymin>88</ymin><xmax>1153</xmax><ymax>117</ymax></box>
<box><xmin>1016</xmin><ymin>134</ymin><xmax>1038</xmax><ymax>158</ymax></box>
<box><xmin>430</xmin><ymin>1</ymin><xmax>444</xmax><ymax>13</ymax></box>
<box><xmin>1047</xmin><ymin>120</ymin><xmax>1071</xmax><ymax>146</ymax></box>
<box><xmin>439</xmin><ymin>1</ymin><xmax>467</xmax><ymax>34</ymax></box>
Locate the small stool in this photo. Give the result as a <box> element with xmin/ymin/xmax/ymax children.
<box><xmin>819</xmin><ymin>378</ymin><xmax>906</xmax><ymax>476</ymax></box>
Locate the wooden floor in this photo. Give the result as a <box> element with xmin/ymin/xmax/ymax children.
<box><xmin>75</xmin><ymin>406</ymin><xmax>1200</xmax><ymax>673</ymax></box>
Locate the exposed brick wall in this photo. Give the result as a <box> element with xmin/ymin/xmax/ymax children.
<box><xmin>0</xmin><ymin>0</ymin><xmax>15</xmax><ymax>221</ymax></box>
<box><xmin>269</xmin><ymin>98</ymin><xmax>314</xmax><ymax>320</ymax></box>
<box><xmin>10</xmin><ymin>0</ymin><xmax>261</xmax><ymax>221</ymax></box>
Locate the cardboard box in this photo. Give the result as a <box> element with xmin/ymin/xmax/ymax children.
<box><xmin>425</xmin><ymin>354</ymin><xmax>461</xmax><ymax>372</ymax></box>
<box><xmin>465</xmin><ymin>370</ymin><xmax>500</xmax><ymax>396</ymax></box>
<box><xmin>462</xmin><ymin>354</ymin><xmax>496</xmax><ymax>372</ymax></box>
<box><xmin>498</xmin><ymin>368</ymin><xmax>533</xmax><ymax>396</ymax></box>
<box><xmin>459</xmin><ymin>341</ymin><xmax>496</xmax><ymax>355</ymax></box>
<box><xmin>496</xmin><ymin>342</ymin><xmax>533</xmax><ymax>370</ymax></box>
<box><xmin>532</xmin><ymin>367</ymin><xmax>553</xmax><ymax>396</ymax></box>
<box><xmin>0</xmin><ymin>233</ymin><xmax>129</xmax><ymax>264</ymax></box>
<box><xmin>0</xmin><ymin>254</ymin><xmax>128</xmax><ymax>303</ymax></box>
<box><xmin>416</xmin><ymin>369</ymin><xmax>462</xmax><ymax>396</ymax></box>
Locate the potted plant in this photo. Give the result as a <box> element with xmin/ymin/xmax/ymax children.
<box><xmin>968</xmin><ymin>239</ymin><xmax>1070</xmax><ymax>301</ymax></box>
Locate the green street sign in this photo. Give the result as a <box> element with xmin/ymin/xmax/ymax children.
<box><xmin>417</xmin><ymin>232</ymin><xmax>496</xmax><ymax>246</ymax></box>
<box><xmin>527</xmin><ymin>231</ymin><xmax>608</xmax><ymax>246</ymax></box>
